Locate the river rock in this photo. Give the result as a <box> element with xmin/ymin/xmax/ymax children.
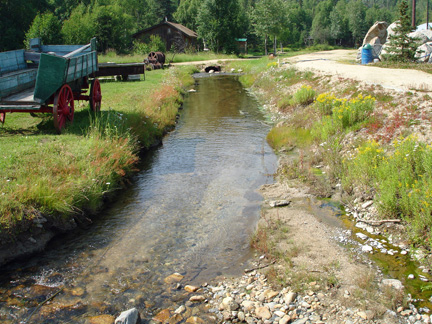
<box><xmin>361</xmin><ymin>200</ymin><xmax>374</xmax><ymax>209</ymax></box>
<box><xmin>220</xmin><ymin>296</ymin><xmax>239</xmax><ymax>311</ymax></box>
<box><xmin>115</xmin><ymin>308</ymin><xmax>141</xmax><ymax>324</ymax></box>
<box><xmin>174</xmin><ymin>305</ymin><xmax>186</xmax><ymax>314</ymax></box>
<box><xmin>164</xmin><ymin>273</ymin><xmax>184</xmax><ymax>284</ymax></box>
<box><xmin>238</xmin><ymin>311</ymin><xmax>245</xmax><ymax>321</ymax></box>
<box><xmin>185</xmin><ymin>285</ymin><xmax>199</xmax><ymax>293</ymax></box>
<box><xmin>89</xmin><ymin>315</ymin><xmax>116</xmax><ymax>324</ymax></box>
<box><xmin>278</xmin><ymin>314</ymin><xmax>290</xmax><ymax>324</ymax></box>
<box><xmin>361</xmin><ymin>245</ymin><xmax>373</xmax><ymax>253</ymax></box>
<box><xmin>382</xmin><ymin>279</ymin><xmax>404</xmax><ymax>290</ymax></box>
<box><xmin>189</xmin><ymin>295</ymin><xmax>206</xmax><ymax>302</ymax></box>
<box><xmin>284</xmin><ymin>291</ymin><xmax>297</xmax><ymax>304</ymax></box>
<box><xmin>168</xmin><ymin>313</ymin><xmax>183</xmax><ymax>324</ymax></box>
<box><xmin>263</xmin><ymin>289</ymin><xmax>279</xmax><ymax>300</ymax></box>
<box><xmin>269</xmin><ymin>200</ymin><xmax>291</xmax><ymax>207</ymax></box>
<box><xmin>71</xmin><ymin>287</ymin><xmax>85</xmax><ymax>296</ymax></box>
<box><xmin>185</xmin><ymin>316</ymin><xmax>205</xmax><ymax>323</ymax></box>
<box><xmin>356</xmin><ymin>233</ymin><xmax>368</xmax><ymax>241</ymax></box>
<box><xmin>242</xmin><ymin>300</ymin><xmax>255</xmax><ymax>312</ymax></box>
<box><xmin>255</xmin><ymin>306</ymin><xmax>271</xmax><ymax>320</ymax></box>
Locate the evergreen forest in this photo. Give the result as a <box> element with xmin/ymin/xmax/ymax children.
<box><xmin>0</xmin><ymin>0</ymin><xmax>429</xmax><ymax>54</ymax></box>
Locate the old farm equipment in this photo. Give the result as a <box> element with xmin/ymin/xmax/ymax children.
<box><xmin>92</xmin><ymin>62</ymin><xmax>145</xmax><ymax>81</ymax></box>
<box><xmin>146</xmin><ymin>51</ymin><xmax>165</xmax><ymax>69</ymax></box>
<box><xmin>0</xmin><ymin>38</ymin><xmax>101</xmax><ymax>133</ymax></box>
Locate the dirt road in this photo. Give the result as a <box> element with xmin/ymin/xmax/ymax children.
<box><xmin>285</xmin><ymin>49</ymin><xmax>432</xmax><ymax>92</ymax></box>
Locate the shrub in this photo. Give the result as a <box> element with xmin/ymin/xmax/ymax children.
<box><xmin>343</xmin><ymin>135</ymin><xmax>432</xmax><ymax>248</ymax></box>
<box><xmin>315</xmin><ymin>92</ymin><xmax>338</xmax><ymax>115</ymax></box>
<box><xmin>332</xmin><ymin>94</ymin><xmax>375</xmax><ymax>129</ymax></box>
<box><xmin>312</xmin><ymin>93</ymin><xmax>376</xmax><ymax>140</ymax></box>
<box><xmin>293</xmin><ymin>85</ymin><xmax>316</xmax><ymax>106</ymax></box>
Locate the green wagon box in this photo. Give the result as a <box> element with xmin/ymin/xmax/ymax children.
<box><xmin>0</xmin><ymin>38</ymin><xmax>102</xmax><ymax>133</ymax></box>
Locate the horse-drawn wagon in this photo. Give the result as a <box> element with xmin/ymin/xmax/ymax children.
<box><xmin>0</xmin><ymin>38</ymin><xmax>101</xmax><ymax>133</ymax></box>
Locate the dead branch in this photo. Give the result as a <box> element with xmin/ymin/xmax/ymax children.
<box><xmin>359</xmin><ymin>219</ymin><xmax>401</xmax><ymax>226</ymax></box>
<box><xmin>244</xmin><ymin>260</ymin><xmax>277</xmax><ymax>273</ymax></box>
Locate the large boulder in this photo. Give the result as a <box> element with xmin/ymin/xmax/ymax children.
<box><xmin>379</xmin><ymin>44</ymin><xmax>394</xmax><ymax>61</ymax></box>
<box><xmin>363</xmin><ymin>21</ymin><xmax>389</xmax><ymax>45</ymax></box>
<box><xmin>369</xmin><ymin>36</ymin><xmax>383</xmax><ymax>59</ymax></box>
<box><xmin>387</xmin><ymin>21</ymin><xmax>399</xmax><ymax>39</ymax></box>
<box><xmin>408</xmin><ymin>30</ymin><xmax>430</xmax><ymax>44</ymax></box>
<box><xmin>420</xmin><ymin>29</ymin><xmax>432</xmax><ymax>41</ymax></box>
<box><xmin>416</xmin><ymin>42</ymin><xmax>432</xmax><ymax>62</ymax></box>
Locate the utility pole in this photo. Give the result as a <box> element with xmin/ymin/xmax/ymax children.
<box><xmin>428</xmin><ymin>0</ymin><xmax>430</xmax><ymax>30</ymax></box>
<box><xmin>412</xmin><ymin>0</ymin><xmax>416</xmax><ymax>29</ymax></box>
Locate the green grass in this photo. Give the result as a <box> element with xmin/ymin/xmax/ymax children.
<box><xmin>0</xmin><ymin>67</ymin><xmax>194</xmax><ymax>240</ymax></box>
<box><xmin>373</xmin><ymin>61</ymin><xmax>432</xmax><ymax>75</ymax></box>
<box><xmin>98</xmin><ymin>51</ymin><xmax>240</xmax><ymax>64</ymax></box>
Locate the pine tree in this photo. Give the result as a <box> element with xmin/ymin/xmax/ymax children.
<box><xmin>383</xmin><ymin>0</ymin><xmax>419</xmax><ymax>62</ymax></box>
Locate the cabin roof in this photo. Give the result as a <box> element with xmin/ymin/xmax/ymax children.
<box><xmin>133</xmin><ymin>21</ymin><xmax>198</xmax><ymax>39</ymax></box>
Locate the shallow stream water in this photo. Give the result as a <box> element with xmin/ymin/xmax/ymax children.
<box><xmin>0</xmin><ymin>75</ymin><xmax>277</xmax><ymax>323</ymax></box>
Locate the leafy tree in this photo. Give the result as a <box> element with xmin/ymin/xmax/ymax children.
<box><xmin>347</xmin><ymin>0</ymin><xmax>367</xmax><ymax>46</ymax></box>
<box><xmin>311</xmin><ymin>0</ymin><xmax>333</xmax><ymax>44</ymax></box>
<box><xmin>62</xmin><ymin>3</ymin><xmax>134</xmax><ymax>53</ymax></box>
<box><xmin>174</xmin><ymin>0</ymin><xmax>202</xmax><ymax>30</ymax></box>
<box><xmin>47</xmin><ymin>0</ymin><xmax>90</xmax><ymax>21</ymax></box>
<box><xmin>285</xmin><ymin>6</ymin><xmax>312</xmax><ymax>46</ymax></box>
<box><xmin>62</xmin><ymin>4</ymin><xmax>95</xmax><ymax>45</ymax></box>
<box><xmin>0</xmin><ymin>0</ymin><xmax>49</xmax><ymax>51</ymax></box>
<box><xmin>364</xmin><ymin>5</ymin><xmax>393</xmax><ymax>28</ymax></box>
<box><xmin>197</xmin><ymin>0</ymin><xmax>247</xmax><ymax>53</ymax></box>
<box><xmin>250</xmin><ymin>0</ymin><xmax>287</xmax><ymax>54</ymax></box>
<box><xmin>25</xmin><ymin>12</ymin><xmax>63</xmax><ymax>46</ymax></box>
<box><xmin>330</xmin><ymin>1</ymin><xmax>350</xmax><ymax>45</ymax></box>
<box><xmin>383</xmin><ymin>0</ymin><xmax>418</xmax><ymax>62</ymax></box>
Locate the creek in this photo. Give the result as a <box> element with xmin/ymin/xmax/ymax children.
<box><xmin>0</xmin><ymin>75</ymin><xmax>277</xmax><ymax>323</ymax></box>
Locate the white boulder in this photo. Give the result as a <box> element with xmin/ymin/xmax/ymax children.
<box><xmin>416</xmin><ymin>42</ymin><xmax>432</xmax><ymax>62</ymax></box>
<box><xmin>363</xmin><ymin>21</ymin><xmax>389</xmax><ymax>45</ymax></box>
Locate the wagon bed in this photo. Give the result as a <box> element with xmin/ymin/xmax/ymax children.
<box><xmin>0</xmin><ymin>38</ymin><xmax>102</xmax><ymax>133</ymax></box>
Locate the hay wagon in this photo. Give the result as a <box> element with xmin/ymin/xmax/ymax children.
<box><xmin>0</xmin><ymin>38</ymin><xmax>102</xmax><ymax>133</ymax></box>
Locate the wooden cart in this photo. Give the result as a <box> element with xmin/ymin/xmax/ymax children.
<box><xmin>0</xmin><ymin>38</ymin><xmax>102</xmax><ymax>133</ymax></box>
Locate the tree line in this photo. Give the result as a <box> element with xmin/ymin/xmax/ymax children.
<box><xmin>0</xmin><ymin>0</ymin><xmax>428</xmax><ymax>54</ymax></box>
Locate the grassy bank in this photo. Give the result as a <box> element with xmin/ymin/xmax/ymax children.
<box><xmin>99</xmin><ymin>51</ymin><xmax>239</xmax><ymax>64</ymax></box>
<box><xmin>0</xmin><ymin>66</ymin><xmax>196</xmax><ymax>241</ymax></box>
<box><xmin>226</xmin><ymin>57</ymin><xmax>432</xmax><ymax>255</ymax></box>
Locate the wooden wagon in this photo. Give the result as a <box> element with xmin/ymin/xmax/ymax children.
<box><xmin>0</xmin><ymin>38</ymin><xmax>102</xmax><ymax>133</ymax></box>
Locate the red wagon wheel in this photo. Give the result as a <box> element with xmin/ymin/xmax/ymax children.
<box><xmin>0</xmin><ymin>112</ymin><xmax>5</xmax><ymax>124</ymax></box>
<box><xmin>53</xmin><ymin>84</ymin><xmax>74</xmax><ymax>133</ymax></box>
<box><xmin>90</xmin><ymin>78</ymin><xmax>102</xmax><ymax>112</ymax></box>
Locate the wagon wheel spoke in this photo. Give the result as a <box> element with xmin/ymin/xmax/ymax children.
<box><xmin>0</xmin><ymin>112</ymin><xmax>5</xmax><ymax>124</ymax></box>
<box><xmin>53</xmin><ymin>84</ymin><xmax>74</xmax><ymax>134</ymax></box>
<box><xmin>90</xmin><ymin>79</ymin><xmax>102</xmax><ymax>112</ymax></box>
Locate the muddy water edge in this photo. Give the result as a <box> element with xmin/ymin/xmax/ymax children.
<box><xmin>0</xmin><ymin>74</ymin><xmax>277</xmax><ymax>323</ymax></box>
